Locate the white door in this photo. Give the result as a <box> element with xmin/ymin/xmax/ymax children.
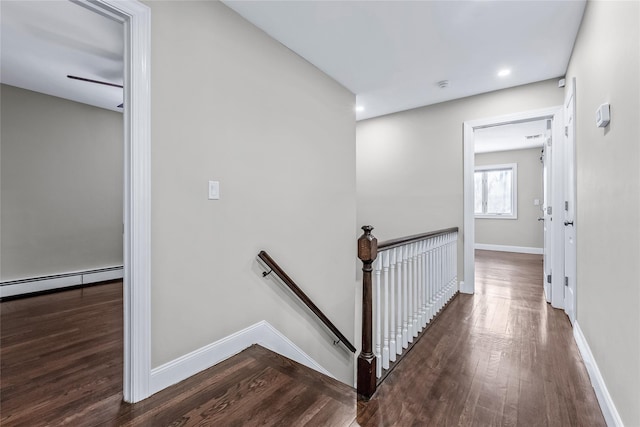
<box><xmin>542</xmin><ymin>120</ymin><xmax>553</xmax><ymax>303</ymax></box>
<box><xmin>564</xmin><ymin>78</ymin><xmax>577</xmax><ymax>324</ymax></box>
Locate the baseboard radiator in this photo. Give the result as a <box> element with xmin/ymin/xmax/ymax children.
<box><xmin>0</xmin><ymin>266</ymin><xmax>123</xmax><ymax>299</ymax></box>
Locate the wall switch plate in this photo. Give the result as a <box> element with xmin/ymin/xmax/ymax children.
<box><xmin>534</xmin><ymin>199</ymin><xmax>540</xmax><ymax>206</ymax></box>
<box><xmin>208</xmin><ymin>181</ymin><xmax>220</xmax><ymax>200</ymax></box>
<box><xmin>596</xmin><ymin>103</ymin><xmax>610</xmax><ymax>127</ymax></box>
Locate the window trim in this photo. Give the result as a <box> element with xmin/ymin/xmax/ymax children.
<box><xmin>474</xmin><ymin>163</ymin><xmax>518</xmax><ymax>219</ymax></box>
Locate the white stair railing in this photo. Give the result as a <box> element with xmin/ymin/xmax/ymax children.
<box><xmin>370</xmin><ymin>228</ymin><xmax>458</xmax><ymax>379</ymax></box>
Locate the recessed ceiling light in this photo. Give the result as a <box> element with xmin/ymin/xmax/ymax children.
<box><xmin>498</xmin><ymin>69</ymin><xmax>511</xmax><ymax>77</ymax></box>
<box><xmin>355</xmin><ymin>105</ymin><xmax>365</xmax><ymax>112</ymax></box>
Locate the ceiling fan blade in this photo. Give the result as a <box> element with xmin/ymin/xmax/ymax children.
<box><xmin>67</xmin><ymin>74</ymin><xmax>123</xmax><ymax>88</ymax></box>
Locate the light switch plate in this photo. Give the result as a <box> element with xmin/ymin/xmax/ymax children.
<box><xmin>596</xmin><ymin>103</ymin><xmax>610</xmax><ymax>128</ymax></box>
<box><xmin>208</xmin><ymin>181</ymin><xmax>220</xmax><ymax>200</ymax></box>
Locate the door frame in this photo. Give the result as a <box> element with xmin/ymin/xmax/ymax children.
<box><xmin>564</xmin><ymin>77</ymin><xmax>577</xmax><ymax>324</ymax></box>
<box><xmin>542</xmin><ymin>119</ymin><xmax>553</xmax><ymax>303</ymax></box>
<box><xmin>78</xmin><ymin>0</ymin><xmax>151</xmax><ymax>403</ymax></box>
<box><xmin>463</xmin><ymin>106</ymin><xmax>564</xmax><ymax>299</ymax></box>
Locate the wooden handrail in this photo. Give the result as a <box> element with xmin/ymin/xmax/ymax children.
<box><xmin>377</xmin><ymin>227</ymin><xmax>459</xmax><ymax>251</ymax></box>
<box><xmin>258</xmin><ymin>251</ymin><xmax>356</xmax><ymax>353</ymax></box>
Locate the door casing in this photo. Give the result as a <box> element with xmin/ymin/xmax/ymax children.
<box><xmin>542</xmin><ymin>120</ymin><xmax>552</xmax><ymax>303</ymax></box>
<box><xmin>564</xmin><ymin>78</ymin><xmax>577</xmax><ymax>324</ymax></box>
<box><xmin>76</xmin><ymin>0</ymin><xmax>152</xmax><ymax>403</ymax></box>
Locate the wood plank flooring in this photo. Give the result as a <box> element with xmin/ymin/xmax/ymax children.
<box><xmin>1</xmin><ymin>283</ymin><xmax>125</xmax><ymax>426</ymax></box>
<box><xmin>0</xmin><ymin>251</ymin><xmax>606</xmax><ymax>426</ymax></box>
<box><xmin>356</xmin><ymin>251</ymin><xmax>606</xmax><ymax>426</ymax></box>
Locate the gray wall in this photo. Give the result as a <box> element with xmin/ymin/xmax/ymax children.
<box><xmin>475</xmin><ymin>148</ymin><xmax>543</xmax><ymax>249</ymax></box>
<box><xmin>145</xmin><ymin>1</ymin><xmax>357</xmax><ymax>383</ymax></box>
<box><xmin>357</xmin><ymin>79</ymin><xmax>563</xmax><ymax>280</ymax></box>
<box><xmin>565</xmin><ymin>1</ymin><xmax>640</xmax><ymax>424</ymax></box>
<box><xmin>0</xmin><ymin>84</ymin><xmax>123</xmax><ymax>281</ymax></box>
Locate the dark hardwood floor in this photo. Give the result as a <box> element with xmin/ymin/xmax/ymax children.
<box><xmin>0</xmin><ymin>251</ymin><xmax>606</xmax><ymax>426</ymax></box>
<box><xmin>356</xmin><ymin>251</ymin><xmax>605</xmax><ymax>426</ymax></box>
<box><xmin>1</xmin><ymin>282</ymin><xmax>124</xmax><ymax>426</ymax></box>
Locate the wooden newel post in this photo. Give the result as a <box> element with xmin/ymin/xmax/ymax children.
<box><xmin>357</xmin><ymin>225</ymin><xmax>378</xmax><ymax>399</ymax></box>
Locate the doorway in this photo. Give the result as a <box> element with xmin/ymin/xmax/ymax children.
<box><xmin>0</xmin><ymin>0</ymin><xmax>151</xmax><ymax>403</ymax></box>
<box><xmin>463</xmin><ymin>106</ymin><xmax>565</xmax><ymax>306</ymax></box>
<box><xmin>472</xmin><ymin>118</ymin><xmax>553</xmax><ymax>302</ymax></box>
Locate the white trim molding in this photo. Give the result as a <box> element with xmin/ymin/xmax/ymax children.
<box><xmin>0</xmin><ymin>266</ymin><xmax>123</xmax><ymax>298</ymax></box>
<box><xmin>79</xmin><ymin>0</ymin><xmax>152</xmax><ymax>403</ymax></box>
<box><xmin>474</xmin><ymin>244</ymin><xmax>543</xmax><ymax>255</ymax></box>
<box><xmin>573</xmin><ymin>322</ymin><xmax>624</xmax><ymax>427</ymax></box>
<box><xmin>149</xmin><ymin>321</ymin><xmax>333</xmax><ymax>396</ymax></box>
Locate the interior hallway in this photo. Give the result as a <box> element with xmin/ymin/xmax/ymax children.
<box><xmin>0</xmin><ymin>251</ymin><xmax>605</xmax><ymax>426</ymax></box>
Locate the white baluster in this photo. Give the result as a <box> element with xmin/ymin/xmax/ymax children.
<box><xmin>445</xmin><ymin>236</ymin><xmax>450</xmax><ymax>303</ymax></box>
<box><xmin>417</xmin><ymin>240</ymin><xmax>424</xmax><ymax>330</ymax></box>
<box><xmin>406</xmin><ymin>244</ymin><xmax>412</xmax><ymax>340</ymax></box>
<box><xmin>447</xmin><ymin>235</ymin><xmax>453</xmax><ymax>301</ymax></box>
<box><xmin>424</xmin><ymin>240</ymin><xmax>430</xmax><ymax>322</ymax></box>
<box><xmin>453</xmin><ymin>232</ymin><xmax>458</xmax><ymax>295</ymax></box>
<box><xmin>435</xmin><ymin>238</ymin><xmax>440</xmax><ymax>315</ymax></box>
<box><xmin>411</xmin><ymin>243</ymin><xmax>419</xmax><ymax>337</ymax></box>
<box><xmin>445</xmin><ymin>234</ymin><xmax>453</xmax><ymax>302</ymax></box>
<box><xmin>410</xmin><ymin>242</ymin><xmax>417</xmax><ymax>338</ymax></box>
<box><xmin>394</xmin><ymin>247</ymin><xmax>403</xmax><ymax>355</ymax></box>
<box><xmin>406</xmin><ymin>243</ymin><xmax>413</xmax><ymax>340</ymax></box>
<box><xmin>382</xmin><ymin>250</ymin><xmax>390</xmax><ymax>370</ymax></box>
<box><xmin>437</xmin><ymin>236</ymin><xmax>444</xmax><ymax>312</ymax></box>
<box><xmin>428</xmin><ymin>238</ymin><xmax>436</xmax><ymax>320</ymax></box>
<box><xmin>418</xmin><ymin>240</ymin><xmax>425</xmax><ymax>328</ymax></box>
<box><xmin>402</xmin><ymin>244</ymin><xmax>409</xmax><ymax>348</ymax></box>
<box><xmin>442</xmin><ymin>236</ymin><xmax>448</xmax><ymax>303</ymax></box>
<box><xmin>389</xmin><ymin>248</ymin><xmax>397</xmax><ymax>361</ymax></box>
<box><xmin>438</xmin><ymin>236</ymin><xmax>445</xmax><ymax>312</ymax></box>
<box><xmin>450</xmin><ymin>234</ymin><xmax>456</xmax><ymax>299</ymax></box>
<box><xmin>374</xmin><ymin>255</ymin><xmax>382</xmax><ymax>378</ymax></box>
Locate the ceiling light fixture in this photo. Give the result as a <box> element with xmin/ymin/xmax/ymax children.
<box><xmin>498</xmin><ymin>69</ymin><xmax>511</xmax><ymax>77</ymax></box>
<box><xmin>355</xmin><ymin>105</ymin><xmax>365</xmax><ymax>112</ymax></box>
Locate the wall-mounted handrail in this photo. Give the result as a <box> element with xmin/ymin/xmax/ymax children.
<box><xmin>258</xmin><ymin>250</ymin><xmax>356</xmax><ymax>353</ymax></box>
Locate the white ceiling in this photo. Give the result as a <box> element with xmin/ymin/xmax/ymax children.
<box><xmin>474</xmin><ymin>119</ymin><xmax>548</xmax><ymax>154</ymax></box>
<box><xmin>223</xmin><ymin>0</ymin><xmax>586</xmax><ymax>120</ymax></box>
<box><xmin>1</xmin><ymin>1</ymin><xmax>585</xmax><ymax>119</ymax></box>
<box><xmin>1</xmin><ymin>1</ymin><xmax>123</xmax><ymax>112</ymax></box>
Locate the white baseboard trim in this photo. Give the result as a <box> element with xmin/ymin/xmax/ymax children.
<box><xmin>257</xmin><ymin>321</ymin><xmax>334</xmax><ymax>378</ymax></box>
<box><xmin>0</xmin><ymin>266</ymin><xmax>124</xmax><ymax>298</ymax></box>
<box><xmin>149</xmin><ymin>320</ymin><xmax>333</xmax><ymax>396</ymax></box>
<box><xmin>573</xmin><ymin>322</ymin><xmax>623</xmax><ymax>427</ymax></box>
<box><xmin>475</xmin><ymin>244</ymin><xmax>543</xmax><ymax>255</ymax></box>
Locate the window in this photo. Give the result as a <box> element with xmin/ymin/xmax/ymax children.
<box><xmin>474</xmin><ymin>163</ymin><xmax>517</xmax><ymax>219</ymax></box>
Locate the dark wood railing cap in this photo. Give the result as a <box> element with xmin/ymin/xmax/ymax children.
<box><xmin>377</xmin><ymin>227</ymin><xmax>459</xmax><ymax>251</ymax></box>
